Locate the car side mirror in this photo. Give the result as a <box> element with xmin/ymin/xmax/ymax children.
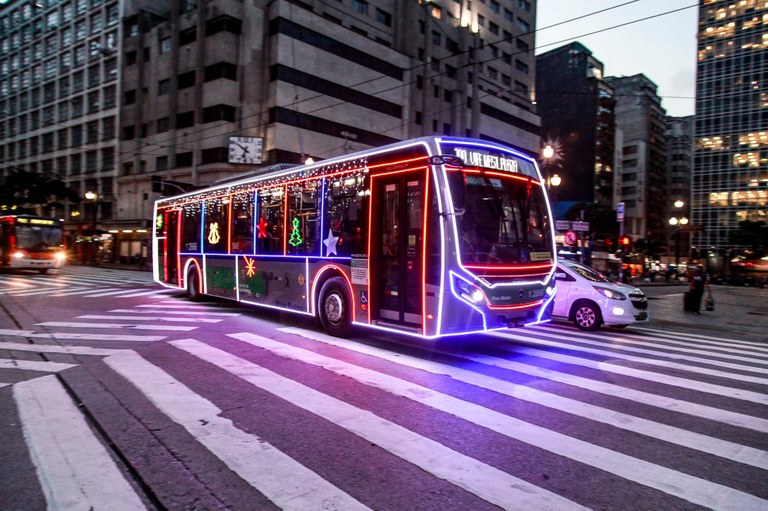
<box><xmin>555</xmin><ymin>271</ymin><xmax>567</xmax><ymax>280</ymax></box>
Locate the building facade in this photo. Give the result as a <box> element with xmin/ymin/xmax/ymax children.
<box><xmin>0</xmin><ymin>0</ymin><xmax>121</xmax><ymax>259</ymax></box>
<box><xmin>607</xmin><ymin>74</ymin><xmax>667</xmax><ymax>246</ymax></box>
<box><xmin>1</xmin><ymin>0</ymin><xmax>542</xmax><ymax>264</ymax></box>
<box><xmin>535</xmin><ymin>41</ymin><xmax>616</xmax><ymax>213</ymax></box>
<box><xmin>694</xmin><ymin>0</ymin><xmax>768</xmax><ymax>263</ymax></box>
<box><xmin>665</xmin><ymin>115</ymin><xmax>694</xmax><ymax>263</ymax></box>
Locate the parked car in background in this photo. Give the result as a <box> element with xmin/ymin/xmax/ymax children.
<box><xmin>552</xmin><ymin>259</ymin><xmax>649</xmax><ymax>331</ymax></box>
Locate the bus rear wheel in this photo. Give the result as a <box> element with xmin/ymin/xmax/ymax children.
<box><xmin>186</xmin><ymin>269</ymin><xmax>202</xmax><ymax>302</ymax></box>
<box><xmin>318</xmin><ymin>277</ymin><xmax>351</xmax><ymax>338</ymax></box>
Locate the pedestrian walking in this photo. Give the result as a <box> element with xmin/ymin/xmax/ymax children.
<box><xmin>688</xmin><ymin>266</ymin><xmax>711</xmax><ymax>314</ymax></box>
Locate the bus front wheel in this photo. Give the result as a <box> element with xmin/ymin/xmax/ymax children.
<box><xmin>318</xmin><ymin>277</ymin><xmax>351</xmax><ymax>338</ymax></box>
<box><xmin>186</xmin><ymin>269</ymin><xmax>202</xmax><ymax>301</ymax></box>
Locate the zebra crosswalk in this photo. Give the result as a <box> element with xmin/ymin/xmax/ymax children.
<box><xmin>0</xmin><ymin>266</ymin><xmax>175</xmax><ymax>299</ymax></box>
<box><xmin>2</xmin><ymin>319</ymin><xmax>766</xmax><ymax>510</ymax></box>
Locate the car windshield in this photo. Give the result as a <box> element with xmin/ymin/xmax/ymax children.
<box><xmin>16</xmin><ymin>225</ymin><xmax>63</xmax><ymax>252</ymax></box>
<box><xmin>564</xmin><ymin>262</ymin><xmax>612</xmax><ymax>283</ymax></box>
<box><xmin>450</xmin><ymin>172</ymin><xmax>552</xmax><ymax>265</ymax></box>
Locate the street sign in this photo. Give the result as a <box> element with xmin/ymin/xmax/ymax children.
<box><xmin>617</xmin><ymin>202</ymin><xmax>625</xmax><ymax>222</ymax></box>
<box><xmin>555</xmin><ymin>220</ymin><xmax>590</xmax><ymax>232</ymax></box>
<box><xmin>563</xmin><ymin>230</ymin><xmax>577</xmax><ymax>246</ymax></box>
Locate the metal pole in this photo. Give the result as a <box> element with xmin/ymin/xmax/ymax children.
<box><xmin>675</xmin><ymin>229</ymin><xmax>681</xmax><ymax>266</ymax></box>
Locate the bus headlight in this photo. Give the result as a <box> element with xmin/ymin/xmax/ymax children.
<box><xmin>54</xmin><ymin>252</ymin><xmax>67</xmax><ymax>261</ymax></box>
<box><xmin>453</xmin><ymin>276</ymin><xmax>485</xmax><ymax>304</ymax></box>
<box><xmin>13</xmin><ymin>251</ymin><xmax>25</xmax><ymax>259</ymax></box>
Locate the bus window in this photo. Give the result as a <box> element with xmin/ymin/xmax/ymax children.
<box><xmin>203</xmin><ymin>197</ymin><xmax>230</xmax><ymax>253</ymax></box>
<box><xmin>181</xmin><ymin>203</ymin><xmax>202</xmax><ymax>253</ymax></box>
<box><xmin>231</xmin><ymin>191</ymin><xmax>255</xmax><ymax>254</ymax></box>
<box><xmin>256</xmin><ymin>186</ymin><xmax>284</xmax><ymax>255</ymax></box>
<box><xmin>325</xmin><ymin>172</ymin><xmax>368</xmax><ymax>256</ymax></box>
<box><xmin>287</xmin><ymin>180</ymin><xmax>321</xmax><ymax>255</ymax></box>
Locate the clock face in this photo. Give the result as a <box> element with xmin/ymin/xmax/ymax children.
<box><xmin>228</xmin><ymin>136</ymin><xmax>263</xmax><ymax>164</ymax></box>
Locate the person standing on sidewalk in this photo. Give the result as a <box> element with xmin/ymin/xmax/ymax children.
<box><xmin>689</xmin><ymin>266</ymin><xmax>710</xmax><ymax>314</ymax></box>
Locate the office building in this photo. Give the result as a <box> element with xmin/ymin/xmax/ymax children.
<box><xmin>695</xmin><ymin>0</ymin><xmax>768</xmax><ymax>267</ymax></box>
<box><xmin>536</xmin><ymin>42</ymin><xmax>617</xmax><ymax>213</ymax></box>
<box><xmin>665</xmin><ymin>115</ymin><xmax>694</xmax><ymax>263</ymax></box>
<box><xmin>607</xmin><ymin>74</ymin><xmax>667</xmax><ymax>245</ymax></box>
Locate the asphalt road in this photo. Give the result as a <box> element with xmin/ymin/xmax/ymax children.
<box><xmin>0</xmin><ymin>266</ymin><xmax>766</xmax><ymax>510</ymax></box>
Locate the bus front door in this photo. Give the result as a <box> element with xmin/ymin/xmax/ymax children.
<box><xmin>164</xmin><ymin>210</ymin><xmax>179</xmax><ymax>285</ymax></box>
<box><xmin>374</xmin><ymin>173</ymin><xmax>425</xmax><ymax>328</ymax></box>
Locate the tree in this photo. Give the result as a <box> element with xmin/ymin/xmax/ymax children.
<box><xmin>0</xmin><ymin>169</ymin><xmax>81</xmax><ymax>215</ymax></box>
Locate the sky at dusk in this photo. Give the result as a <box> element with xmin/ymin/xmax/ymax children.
<box><xmin>535</xmin><ymin>0</ymin><xmax>699</xmax><ymax>118</ymax></box>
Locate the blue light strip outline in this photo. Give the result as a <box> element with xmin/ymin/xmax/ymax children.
<box><xmin>153</xmin><ymin>136</ymin><xmax>555</xmax><ymax>338</ymax></box>
<box><xmin>435</xmin><ymin>137</ymin><xmax>557</xmax><ymax>290</ymax></box>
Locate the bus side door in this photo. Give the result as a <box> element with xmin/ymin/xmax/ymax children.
<box><xmin>372</xmin><ymin>172</ymin><xmax>426</xmax><ymax>328</ymax></box>
<box><xmin>164</xmin><ymin>210</ymin><xmax>180</xmax><ymax>285</ymax></box>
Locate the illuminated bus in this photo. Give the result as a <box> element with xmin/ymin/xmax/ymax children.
<box><xmin>0</xmin><ymin>214</ymin><xmax>67</xmax><ymax>274</ymax></box>
<box><xmin>152</xmin><ymin>137</ymin><xmax>556</xmax><ymax>338</ymax></box>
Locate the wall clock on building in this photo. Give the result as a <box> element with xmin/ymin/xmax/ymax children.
<box><xmin>228</xmin><ymin>136</ymin><xmax>263</xmax><ymax>164</ymax></box>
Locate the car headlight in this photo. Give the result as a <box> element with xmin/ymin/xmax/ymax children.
<box><xmin>593</xmin><ymin>286</ymin><xmax>626</xmax><ymax>300</ymax></box>
<box><xmin>13</xmin><ymin>251</ymin><xmax>25</xmax><ymax>259</ymax></box>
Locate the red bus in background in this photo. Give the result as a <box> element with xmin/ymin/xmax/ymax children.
<box><xmin>152</xmin><ymin>137</ymin><xmax>557</xmax><ymax>338</ymax></box>
<box><xmin>0</xmin><ymin>215</ymin><xmax>67</xmax><ymax>274</ymax></box>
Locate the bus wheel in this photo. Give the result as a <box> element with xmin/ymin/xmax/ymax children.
<box><xmin>186</xmin><ymin>269</ymin><xmax>202</xmax><ymax>301</ymax></box>
<box><xmin>318</xmin><ymin>277</ymin><xmax>351</xmax><ymax>338</ymax></box>
<box><xmin>38</xmin><ymin>269</ymin><xmax>48</xmax><ymax>275</ymax></box>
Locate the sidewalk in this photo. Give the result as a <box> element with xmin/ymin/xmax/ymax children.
<box><xmin>636</xmin><ymin>283</ymin><xmax>768</xmax><ymax>342</ymax></box>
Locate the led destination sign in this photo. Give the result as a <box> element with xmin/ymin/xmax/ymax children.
<box><xmin>454</xmin><ymin>148</ymin><xmax>520</xmax><ymax>173</ymax></box>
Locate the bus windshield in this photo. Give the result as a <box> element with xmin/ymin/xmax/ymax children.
<box><xmin>451</xmin><ymin>172</ymin><xmax>552</xmax><ymax>265</ymax></box>
<box><xmin>15</xmin><ymin>224</ymin><xmax>63</xmax><ymax>252</ymax></box>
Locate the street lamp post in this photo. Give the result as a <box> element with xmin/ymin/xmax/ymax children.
<box><xmin>85</xmin><ymin>191</ymin><xmax>98</xmax><ymax>265</ymax></box>
<box><xmin>668</xmin><ymin>215</ymin><xmax>689</xmax><ymax>266</ymax></box>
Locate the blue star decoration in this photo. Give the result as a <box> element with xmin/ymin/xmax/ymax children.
<box><xmin>323</xmin><ymin>229</ymin><xmax>339</xmax><ymax>256</ymax></box>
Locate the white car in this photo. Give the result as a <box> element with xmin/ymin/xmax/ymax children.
<box><xmin>552</xmin><ymin>259</ymin><xmax>649</xmax><ymax>331</ymax></box>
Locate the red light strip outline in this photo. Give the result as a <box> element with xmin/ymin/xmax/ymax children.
<box><xmin>463</xmin><ymin>263</ymin><xmax>553</xmax><ymax>271</ymax></box>
<box><xmin>486</xmin><ymin>298</ymin><xmax>544</xmax><ymax>311</ymax></box>
<box><xmin>311</xmin><ymin>264</ymin><xmax>356</xmax><ymax>322</ymax></box>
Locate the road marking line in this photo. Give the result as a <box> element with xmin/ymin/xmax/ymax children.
<box><xmin>274</xmin><ymin>328</ymin><xmax>768</xmax><ymax>467</ymax></box>
<box><xmin>278</xmin><ymin>327</ymin><xmax>768</xmax><ymax>433</ymax></box>
<box><xmin>78</xmin><ymin>315</ymin><xmax>222</xmax><ymax>323</ymax></box>
<box><xmin>527</xmin><ymin>325</ymin><xmax>768</xmax><ymax>365</ymax></box>
<box><xmin>36</xmin><ymin>322</ymin><xmax>197</xmax><ymax>332</ymax></box>
<box><xmin>0</xmin><ymin>342</ymin><xmax>131</xmax><ymax>356</ymax></box>
<box><xmin>494</xmin><ymin>332</ymin><xmax>768</xmax><ymax>396</ymax></box>
<box><xmin>13</xmin><ymin>375</ymin><xmax>146</xmax><ymax>510</ymax></box>
<box><xmin>108</xmin><ymin>309</ymin><xmax>240</xmax><ymax>316</ymax></box>
<box><xmin>0</xmin><ymin>358</ymin><xmax>75</xmax><ymax>372</ymax></box>
<box><xmin>171</xmin><ymin>339</ymin><xmax>589</xmax><ymax>511</ymax></box>
<box><xmin>0</xmin><ymin>329</ymin><xmax>166</xmax><ymax>342</ymax></box>
<box><xmin>105</xmin><ymin>351</ymin><xmax>372</xmax><ymax>511</ymax></box>
<box><xmin>212</xmin><ymin>334</ymin><xmax>767</xmax><ymax>511</ymax></box>
<box><xmin>634</xmin><ymin>326</ymin><xmax>768</xmax><ymax>350</ymax></box>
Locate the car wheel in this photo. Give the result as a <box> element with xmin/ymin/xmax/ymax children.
<box><xmin>572</xmin><ymin>300</ymin><xmax>602</xmax><ymax>331</ymax></box>
<box><xmin>318</xmin><ymin>277</ymin><xmax>352</xmax><ymax>338</ymax></box>
<box><xmin>186</xmin><ymin>268</ymin><xmax>202</xmax><ymax>301</ymax></box>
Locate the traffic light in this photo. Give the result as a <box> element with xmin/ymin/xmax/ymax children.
<box><xmin>620</xmin><ymin>236</ymin><xmax>631</xmax><ymax>247</ymax></box>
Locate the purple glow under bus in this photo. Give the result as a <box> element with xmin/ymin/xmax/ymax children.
<box><xmin>152</xmin><ymin>137</ymin><xmax>557</xmax><ymax>338</ymax></box>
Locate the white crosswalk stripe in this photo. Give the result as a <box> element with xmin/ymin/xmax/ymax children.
<box><xmin>5</xmin><ymin>311</ymin><xmax>768</xmax><ymax>509</ymax></box>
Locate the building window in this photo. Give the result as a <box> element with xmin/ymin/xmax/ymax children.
<box><xmin>156</xmin><ymin>117</ymin><xmax>170</xmax><ymax>133</ymax></box>
<box><xmin>87</xmin><ymin>121</ymin><xmax>99</xmax><ymax>143</ymax></box>
<box><xmin>204</xmin><ymin>62</ymin><xmax>237</xmax><ymax>81</ymax></box>
<box><xmin>176</xmin><ymin>111</ymin><xmax>194</xmax><ymax>129</ymax></box>
<box><xmin>158</xmin><ymin>79</ymin><xmax>171</xmax><ymax>95</ymax></box>
<box><xmin>206</xmin><ymin>15</ymin><xmax>242</xmax><ymax>36</ymax></box>
<box><xmin>176</xmin><ymin>151</ymin><xmax>193</xmax><ymax>167</ymax></box>
<box><xmin>124</xmin><ymin>90</ymin><xmax>136</xmax><ymax>105</ymax></box>
<box><xmin>201</xmin><ymin>147</ymin><xmax>228</xmax><ymax>164</ymax></box>
<box><xmin>103</xmin><ymin>85</ymin><xmax>116</xmax><ymax>108</ymax></box>
<box><xmin>102</xmin><ymin>147</ymin><xmax>115</xmax><ymax>170</ymax></box>
<box><xmin>159</xmin><ymin>37</ymin><xmax>172</xmax><ymax>54</ymax></box>
<box><xmin>102</xmin><ymin>116</ymin><xmax>115</xmax><ymax>139</ymax></box>
<box><xmin>156</xmin><ymin>155</ymin><xmax>168</xmax><ymax>172</ymax></box>
<box><xmin>126</xmin><ymin>51</ymin><xmax>137</xmax><ymax>65</ymax></box>
<box><xmin>177</xmin><ymin>71</ymin><xmax>195</xmax><ymax>89</ymax></box>
<box><xmin>515</xmin><ymin>59</ymin><xmax>529</xmax><ymax>74</ymax></box>
<box><xmin>86</xmin><ymin>150</ymin><xmax>98</xmax><ymax>173</ymax></box>
<box><xmin>179</xmin><ymin>27</ymin><xmax>197</xmax><ymax>46</ymax></box>
<box><xmin>123</xmin><ymin>125</ymin><xmax>135</xmax><ymax>140</ymax></box>
<box><xmin>71</xmin><ymin>125</ymin><xmax>82</xmax><ymax>146</ymax></box>
<box><xmin>87</xmin><ymin>91</ymin><xmax>99</xmax><ymax>113</ymax></box>
<box><xmin>375</xmin><ymin>8</ymin><xmax>391</xmax><ymax>26</ymax></box>
<box><xmin>351</xmin><ymin>0</ymin><xmax>368</xmax><ymax>15</ymax></box>
<box><xmin>202</xmin><ymin>104</ymin><xmax>236</xmax><ymax>123</ymax></box>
